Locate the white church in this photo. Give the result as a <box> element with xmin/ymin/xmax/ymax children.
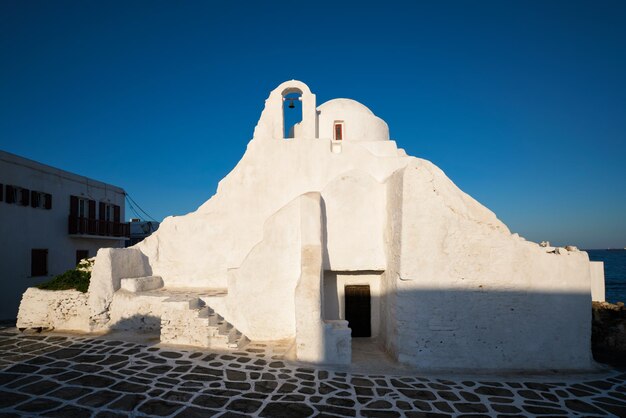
<box><xmin>17</xmin><ymin>80</ymin><xmax>606</xmax><ymax>371</ymax></box>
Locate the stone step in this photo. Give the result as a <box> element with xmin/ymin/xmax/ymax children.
<box><xmin>160</xmin><ymin>299</ymin><xmax>248</xmax><ymax>350</ymax></box>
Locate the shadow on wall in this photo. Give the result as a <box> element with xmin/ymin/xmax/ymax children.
<box><xmin>108</xmin><ymin>314</ymin><xmax>161</xmax><ymax>332</ymax></box>
<box><xmin>321</xmin><ymin>285</ymin><xmax>594</xmax><ymax>371</ymax></box>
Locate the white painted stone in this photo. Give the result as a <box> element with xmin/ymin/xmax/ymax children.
<box><xmin>590</xmin><ymin>261</ymin><xmax>606</xmax><ymax>302</ymax></box>
<box><xmin>120</xmin><ymin>276</ymin><xmax>164</xmax><ymax>293</ymax></box>
<box><xmin>16</xmin><ymin>288</ymin><xmax>89</xmax><ymax>332</ymax></box>
<box><xmin>88</xmin><ymin>247</ymin><xmax>151</xmax><ymax>328</ymax></box>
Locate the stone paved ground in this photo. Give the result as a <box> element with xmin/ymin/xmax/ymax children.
<box><xmin>0</xmin><ymin>327</ymin><xmax>625</xmax><ymax>417</ymax></box>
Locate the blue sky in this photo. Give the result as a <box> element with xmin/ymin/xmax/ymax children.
<box><xmin>1</xmin><ymin>1</ymin><xmax>624</xmax><ymax>249</ymax></box>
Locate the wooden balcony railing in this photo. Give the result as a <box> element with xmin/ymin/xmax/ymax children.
<box><xmin>68</xmin><ymin>215</ymin><xmax>130</xmax><ymax>238</ymax></box>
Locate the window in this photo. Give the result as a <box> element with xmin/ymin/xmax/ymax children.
<box><xmin>5</xmin><ymin>185</ymin><xmax>16</xmax><ymax>204</ymax></box>
<box><xmin>30</xmin><ymin>190</ymin><xmax>42</xmax><ymax>208</ymax></box>
<box><xmin>44</xmin><ymin>193</ymin><xmax>52</xmax><ymax>210</ymax></box>
<box><xmin>2</xmin><ymin>185</ymin><xmax>50</xmax><ymax>209</ymax></box>
<box><xmin>19</xmin><ymin>188</ymin><xmax>30</xmax><ymax>206</ymax></box>
<box><xmin>31</xmin><ymin>249</ymin><xmax>48</xmax><ymax>277</ymax></box>
<box><xmin>76</xmin><ymin>250</ymin><xmax>89</xmax><ymax>266</ymax></box>
<box><xmin>334</xmin><ymin>121</ymin><xmax>344</xmax><ymax>141</ymax></box>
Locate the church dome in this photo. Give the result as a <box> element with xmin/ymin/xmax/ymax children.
<box><xmin>317</xmin><ymin>98</ymin><xmax>389</xmax><ymax>141</ymax></box>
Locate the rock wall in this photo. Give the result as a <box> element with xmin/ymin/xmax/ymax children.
<box><xmin>16</xmin><ymin>288</ymin><xmax>89</xmax><ymax>332</ymax></box>
<box><xmin>592</xmin><ymin>301</ymin><xmax>626</xmax><ymax>367</ymax></box>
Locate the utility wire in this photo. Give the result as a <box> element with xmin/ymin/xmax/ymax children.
<box><xmin>125</xmin><ymin>196</ymin><xmax>143</xmax><ymax>220</ymax></box>
<box><xmin>125</xmin><ymin>193</ymin><xmax>158</xmax><ymax>222</ymax></box>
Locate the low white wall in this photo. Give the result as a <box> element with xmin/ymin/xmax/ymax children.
<box><xmin>16</xmin><ymin>288</ymin><xmax>89</xmax><ymax>332</ymax></box>
<box><xmin>590</xmin><ymin>261</ymin><xmax>605</xmax><ymax>302</ymax></box>
<box><xmin>88</xmin><ymin>247</ymin><xmax>152</xmax><ymax>329</ymax></box>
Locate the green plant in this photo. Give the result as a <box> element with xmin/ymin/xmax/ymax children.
<box><xmin>37</xmin><ymin>268</ymin><xmax>91</xmax><ymax>293</ymax></box>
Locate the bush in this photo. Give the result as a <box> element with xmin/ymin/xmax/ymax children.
<box><xmin>37</xmin><ymin>268</ymin><xmax>90</xmax><ymax>293</ymax></box>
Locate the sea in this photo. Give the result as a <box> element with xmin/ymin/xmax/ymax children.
<box><xmin>587</xmin><ymin>249</ymin><xmax>626</xmax><ymax>304</ymax></box>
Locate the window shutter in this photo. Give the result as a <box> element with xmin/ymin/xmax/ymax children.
<box><xmin>30</xmin><ymin>190</ymin><xmax>38</xmax><ymax>208</ymax></box>
<box><xmin>99</xmin><ymin>202</ymin><xmax>106</xmax><ymax>221</ymax></box>
<box><xmin>113</xmin><ymin>205</ymin><xmax>120</xmax><ymax>223</ymax></box>
<box><xmin>69</xmin><ymin>195</ymin><xmax>79</xmax><ymax>216</ymax></box>
<box><xmin>20</xmin><ymin>188</ymin><xmax>30</xmax><ymax>206</ymax></box>
<box><xmin>6</xmin><ymin>186</ymin><xmax>15</xmax><ymax>203</ymax></box>
<box><xmin>44</xmin><ymin>193</ymin><xmax>52</xmax><ymax>209</ymax></box>
<box><xmin>88</xmin><ymin>200</ymin><xmax>96</xmax><ymax>219</ymax></box>
<box><xmin>31</xmin><ymin>249</ymin><xmax>48</xmax><ymax>277</ymax></box>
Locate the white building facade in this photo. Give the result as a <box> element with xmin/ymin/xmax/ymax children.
<box><xmin>1</xmin><ymin>151</ymin><xmax>128</xmax><ymax>320</ymax></box>
<box><xmin>16</xmin><ymin>81</ymin><xmax>605</xmax><ymax>372</ymax></box>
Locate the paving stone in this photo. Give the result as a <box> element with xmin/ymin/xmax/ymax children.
<box><xmin>521</xmin><ymin>405</ymin><xmax>568</xmax><ymax>415</ymax></box>
<box><xmin>159</xmin><ymin>351</ymin><xmax>183</xmax><ymax>359</ymax></box>
<box><xmin>593</xmin><ymin>401</ymin><xmax>626</xmax><ymax>417</ymax></box>
<box><xmin>327</xmin><ymin>397</ymin><xmax>356</xmax><ymax>407</ymax></box>
<box><xmin>138</xmin><ymin>399</ymin><xmax>185</xmax><ymax>416</ymax></box>
<box><xmin>193</xmin><ymin>394</ymin><xmax>230</xmax><ymax>409</ymax></box>
<box><xmin>492</xmin><ymin>404</ymin><xmax>521</xmax><ymax>413</ymax></box>
<box><xmin>41</xmin><ymin>404</ymin><xmax>94</xmax><ymax>417</ymax></box>
<box><xmin>454</xmin><ymin>403</ymin><xmax>489</xmax><ymax>413</ymax></box>
<box><xmin>68</xmin><ymin>374</ymin><xmax>116</xmax><ymax>388</ymax></box>
<box><xmin>433</xmin><ymin>401</ymin><xmax>454</xmax><ymax>413</ymax></box>
<box><xmin>399</xmin><ymin>389</ymin><xmax>437</xmax><ymax>401</ymax></box>
<box><xmin>190</xmin><ymin>366</ymin><xmax>223</xmax><ymax>376</ymax></box>
<box><xmin>4</xmin><ymin>364</ymin><xmax>40</xmax><ymax>374</ymax></box>
<box><xmin>355</xmin><ymin>386</ymin><xmax>374</xmax><ymax>396</ymax></box>
<box><xmin>437</xmin><ymin>390</ymin><xmax>460</xmax><ymax>401</ymax></box>
<box><xmin>260</xmin><ymin>402</ymin><xmax>315</xmax><ymax>417</ymax></box>
<box><xmin>48</xmin><ymin>348</ymin><xmax>82</xmax><ymax>359</ymax></box>
<box><xmin>361</xmin><ymin>411</ymin><xmax>401</xmax><ymax>417</ymax></box>
<box><xmin>412</xmin><ymin>400</ymin><xmax>433</xmax><ymax>411</ymax></box>
<box><xmin>0</xmin><ymin>390</ymin><xmax>29</xmax><ymax>408</ymax></box>
<box><xmin>110</xmin><ymin>381</ymin><xmax>149</xmax><ymax>393</ymax></box>
<box><xmin>48</xmin><ymin>386</ymin><xmax>93</xmax><ymax>400</ymax></box>
<box><xmin>15</xmin><ymin>397</ymin><xmax>62</xmax><ymax>413</ymax></box>
<box><xmin>181</xmin><ymin>373</ymin><xmax>221</xmax><ymax>382</ymax></box>
<box><xmin>20</xmin><ymin>379</ymin><xmax>60</xmax><ymax>395</ymax></box>
<box><xmin>475</xmin><ymin>386</ymin><xmax>514</xmax><ymax>397</ymax></box>
<box><xmin>314</xmin><ymin>404</ymin><xmax>356</xmax><ymax>417</ymax></box>
<box><xmin>227</xmin><ymin>369</ymin><xmax>247</xmax><ymax>381</ymax></box>
<box><xmin>405</xmin><ymin>412</ymin><xmax>450</xmax><ymax>418</ymax></box>
<box><xmin>226</xmin><ymin>398</ymin><xmax>263</xmax><ymax>413</ymax></box>
<box><xmin>76</xmin><ymin>389</ymin><xmax>122</xmax><ymax>408</ymax></box>
<box><xmin>226</xmin><ymin>381</ymin><xmax>251</xmax><ymax>391</ymax></box>
<box><xmin>173</xmin><ymin>406</ymin><xmax>220</xmax><ymax>417</ymax></box>
<box><xmin>255</xmin><ymin>380</ymin><xmax>278</xmax><ymax>393</ymax></box>
<box><xmin>108</xmin><ymin>394</ymin><xmax>147</xmax><ymax>411</ymax></box>
<box><xmin>458</xmin><ymin>391</ymin><xmax>480</xmax><ymax>402</ymax></box>
<box><xmin>352</xmin><ymin>377</ymin><xmax>374</xmax><ymax>387</ymax></box>
<box><xmin>365</xmin><ymin>399</ymin><xmax>393</xmax><ymax>409</ymax></box>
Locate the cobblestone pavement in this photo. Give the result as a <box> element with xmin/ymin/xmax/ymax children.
<box><xmin>0</xmin><ymin>328</ymin><xmax>625</xmax><ymax>417</ymax></box>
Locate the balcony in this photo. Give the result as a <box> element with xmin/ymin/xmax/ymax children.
<box><xmin>68</xmin><ymin>215</ymin><xmax>130</xmax><ymax>239</ymax></box>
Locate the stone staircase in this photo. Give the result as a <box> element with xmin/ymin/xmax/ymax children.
<box><xmin>160</xmin><ymin>296</ymin><xmax>248</xmax><ymax>349</ymax></box>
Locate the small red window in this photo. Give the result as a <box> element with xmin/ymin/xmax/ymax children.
<box><xmin>334</xmin><ymin>123</ymin><xmax>343</xmax><ymax>140</ymax></box>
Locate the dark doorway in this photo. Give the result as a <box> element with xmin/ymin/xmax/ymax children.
<box><xmin>345</xmin><ymin>285</ymin><xmax>371</xmax><ymax>337</ymax></box>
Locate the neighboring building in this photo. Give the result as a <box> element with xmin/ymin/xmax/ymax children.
<box><xmin>17</xmin><ymin>81</ymin><xmax>605</xmax><ymax>372</ymax></box>
<box><xmin>127</xmin><ymin>218</ymin><xmax>160</xmax><ymax>247</ymax></box>
<box><xmin>0</xmin><ymin>150</ymin><xmax>129</xmax><ymax>320</ymax></box>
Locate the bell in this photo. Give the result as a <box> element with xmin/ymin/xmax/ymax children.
<box><xmin>288</xmin><ymin>100</ymin><xmax>295</xmax><ymax>109</ymax></box>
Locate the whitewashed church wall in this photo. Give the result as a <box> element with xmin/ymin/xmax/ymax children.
<box><xmin>391</xmin><ymin>159</ymin><xmax>594</xmax><ymax>371</ymax></box>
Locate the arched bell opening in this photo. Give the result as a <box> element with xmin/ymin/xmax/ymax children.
<box><xmin>283</xmin><ymin>90</ymin><xmax>303</xmax><ymax>139</ymax></box>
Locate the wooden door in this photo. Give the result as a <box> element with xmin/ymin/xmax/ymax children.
<box><xmin>345</xmin><ymin>285</ymin><xmax>371</xmax><ymax>337</ymax></box>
